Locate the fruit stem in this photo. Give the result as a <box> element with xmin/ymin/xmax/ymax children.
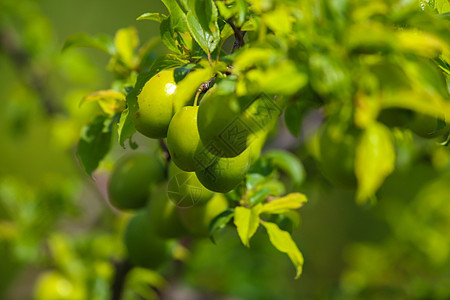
<box><xmin>193</xmin><ymin>89</ymin><xmax>201</xmax><ymax>106</ymax></box>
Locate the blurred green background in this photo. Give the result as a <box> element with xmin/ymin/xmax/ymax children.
<box><xmin>1</xmin><ymin>0</ymin><xmax>450</xmax><ymax>299</ymax></box>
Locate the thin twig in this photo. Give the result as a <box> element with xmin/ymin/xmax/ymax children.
<box><xmin>159</xmin><ymin>139</ymin><xmax>171</xmax><ymax>162</ymax></box>
<box><xmin>225</xmin><ymin>19</ymin><xmax>246</xmax><ymax>53</ymax></box>
<box><xmin>111</xmin><ymin>259</ymin><xmax>133</xmax><ymax>300</ymax></box>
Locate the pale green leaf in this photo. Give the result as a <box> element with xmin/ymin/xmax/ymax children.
<box><xmin>263</xmin><ymin>6</ymin><xmax>293</xmax><ymax>35</ymax></box>
<box><xmin>233</xmin><ymin>205</ymin><xmax>262</xmax><ymax>247</ymax></box>
<box><xmin>261</xmin><ymin>193</ymin><xmax>307</xmax><ymax>214</ymax></box>
<box><xmin>264</xmin><ymin>150</ymin><xmax>306</xmax><ymax>186</ymax></box>
<box><xmin>62</xmin><ymin>33</ymin><xmax>115</xmax><ymax>55</ymax></box>
<box><xmin>81</xmin><ymin>90</ymin><xmax>126</xmax><ymax>115</ymax></box>
<box><xmin>435</xmin><ymin>0</ymin><xmax>450</xmax><ymax>14</ymax></box>
<box><xmin>234</xmin><ymin>48</ymin><xmax>276</xmax><ymax>73</ymax></box>
<box><xmin>261</xmin><ymin>221</ymin><xmax>304</xmax><ymax>279</ymax></box>
<box><xmin>355</xmin><ymin>122</ymin><xmax>396</xmax><ymax>203</ymax></box>
<box><xmin>114</xmin><ymin>27</ymin><xmax>139</xmax><ymax>68</ymax></box>
<box><xmin>136</xmin><ymin>12</ymin><xmax>168</xmax><ymax>22</ymax></box>
<box><xmin>117</xmin><ymin>108</ymin><xmax>137</xmax><ymax>149</ymax></box>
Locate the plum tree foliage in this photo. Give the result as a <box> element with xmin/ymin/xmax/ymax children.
<box><xmin>65</xmin><ymin>0</ymin><xmax>449</xmax><ymax>288</ymax></box>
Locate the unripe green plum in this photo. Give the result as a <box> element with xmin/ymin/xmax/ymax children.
<box><xmin>409</xmin><ymin>113</ymin><xmax>450</xmax><ymax>139</ymax></box>
<box><xmin>195</xmin><ymin>145</ymin><xmax>253</xmax><ymax>193</ymax></box>
<box><xmin>318</xmin><ymin>123</ymin><xmax>358</xmax><ymax>189</ymax></box>
<box><xmin>378</xmin><ymin>108</ymin><xmax>413</xmax><ymax>128</ymax></box>
<box><xmin>124</xmin><ymin>211</ymin><xmax>169</xmax><ymax>269</ymax></box>
<box><xmin>147</xmin><ymin>184</ymin><xmax>189</xmax><ymax>239</ymax></box>
<box><xmin>178</xmin><ymin>193</ymin><xmax>229</xmax><ymax>237</ymax></box>
<box><xmin>197</xmin><ymin>88</ymin><xmax>280</xmax><ymax>158</ymax></box>
<box><xmin>167</xmin><ymin>106</ymin><xmax>214</xmax><ymax>171</ymax></box>
<box><xmin>33</xmin><ymin>271</ymin><xmax>86</xmax><ymax>300</ymax></box>
<box><xmin>133</xmin><ymin>70</ymin><xmax>177</xmax><ymax>139</ymax></box>
<box><xmin>167</xmin><ymin>162</ymin><xmax>214</xmax><ymax>207</ymax></box>
<box><xmin>108</xmin><ymin>152</ymin><xmax>165</xmax><ymax>210</ymax></box>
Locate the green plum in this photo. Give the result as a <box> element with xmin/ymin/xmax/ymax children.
<box><xmin>124</xmin><ymin>211</ymin><xmax>169</xmax><ymax>269</ymax></box>
<box><xmin>195</xmin><ymin>145</ymin><xmax>253</xmax><ymax>193</ymax></box>
<box><xmin>133</xmin><ymin>69</ymin><xmax>177</xmax><ymax>139</ymax></box>
<box><xmin>378</xmin><ymin>108</ymin><xmax>413</xmax><ymax>128</ymax></box>
<box><xmin>409</xmin><ymin>113</ymin><xmax>450</xmax><ymax>139</ymax></box>
<box><xmin>108</xmin><ymin>152</ymin><xmax>165</xmax><ymax>210</ymax></box>
<box><xmin>167</xmin><ymin>162</ymin><xmax>214</xmax><ymax>207</ymax></box>
<box><xmin>318</xmin><ymin>123</ymin><xmax>358</xmax><ymax>189</ymax></box>
<box><xmin>167</xmin><ymin>106</ymin><xmax>214</xmax><ymax>172</ymax></box>
<box><xmin>147</xmin><ymin>184</ymin><xmax>189</xmax><ymax>239</ymax></box>
<box><xmin>197</xmin><ymin>88</ymin><xmax>279</xmax><ymax>158</ymax></box>
<box><xmin>178</xmin><ymin>193</ymin><xmax>229</xmax><ymax>237</ymax></box>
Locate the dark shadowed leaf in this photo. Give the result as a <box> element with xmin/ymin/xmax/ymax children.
<box><xmin>77</xmin><ymin>115</ymin><xmax>113</xmax><ymax>176</ymax></box>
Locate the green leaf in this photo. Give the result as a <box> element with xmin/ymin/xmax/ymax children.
<box><xmin>173</xmin><ymin>66</ymin><xmax>214</xmax><ymax>111</ymax></box>
<box><xmin>235</xmin><ymin>0</ymin><xmax>248</xmax><ymax>26</ymax></box>
<box><xmin>151</xmin><ymin>54</ymin><xmax>186</xmax><ymax>73</ymax></box>
<box><xmin>261</xmin><ymin>221</ymin><xmax>304</xmax><ymax>279</ymax></box>
<box><xmin>435</xmin><ymin>0</ymin><xmax>450</xmax><ymax>14</ymax></box>
<box><xmin>80</xmin><ymin>90</ymin><xmax>125</xmax><ymax>115</ymax></box>
<box><xmin>186</xmin><ymin>0</ymin><xmax>220</xmax><ymax>54</ymax></box>
<box><xmin>209</xmin><ymin>209</ymin><xmax>235</xmax><ymax>243</ymax></box>
<box><xmin>245</xmin><ymin>61</ymin><xmax>308</xmax><ymax>95</ymax></box>
<box><xmin>117</xmin><ymin>108</ymin><xmax>137</xmax><ymax>149</ymax></box>
<box><xmin>161</xmin><ymin>0</ymin><xmax>189</xmax><ymax>32</ymax></box>
<box><xmin>247</xmin><ymin>187</ymin><xmax>271</xmax><ymax>206</ymax></box>
<box><xmin>174</xmin><ymin>63</ymin><xmax>197</xmax><ymax>83</ymax></box>
<box><xmin>355</xmin><ymin>122</ymin><xmax>396</xmax><ymax>203</ymax></box>
<box><xmin>284</xmin><ymin>101</ymin><xmax>303</xmax><ymax>137</ymax></box>
<box><xmin>62</xmin><ymin>33</ymin><xmax>115</xmax><ymax>55</ymax></box>
<box><xmin>77</xmin><ymin>115</ymin><xmax>113</xmax><ymax>176</ymax></box>
<box><xmin>262</xmin><ymin>6</ymin><xmax>293</xmax><ymax>35</ymax></box>
<box><xmin>282</xmin><ymin>210</ymin><xmax>301</xmax><ymax>229</ymax></box>
<box><xmin>262</xmin><ymin>180</ymin><xmax>286</xmax><ymax>196</ymax></box>
<box><xmin>264</xmin><ymin>150</ymin><xmax>306</xmax><ymax>187</ymax></box>
<box><xmin>160</xmin><ymin>18</ymin><xmax>180</xmax><ymax>54</ymax></box>
<box><xmin>246</xmin><ymin>173</ymin><xmax>266</xmax><ymax>190</ymax></box>
<box><xmin>136</xmin><ymin>12</ymin><xmax>168</xmax><ymax>22</ymax></box>
<box><xmin>114</xmin><ymin>27</ymin><xmax>139</xmax><ymax>68</ymax></box>
<box><xmin>261</xmin><ymin>193</ymin><xmax>307</xmax><ymax>214</ymax></box>
<box><xmin>234</xmin><ymin>48</ymin><xmax>276</xmax><ymax>72</ymax></box>
<box><xmin>233</xmin><ymin>205</ymin><xmax>262</xmax><ymax>247</ymax></box>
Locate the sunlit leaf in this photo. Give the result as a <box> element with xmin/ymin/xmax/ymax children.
<box><xmin>186</xmin><ymin>0</ymin><xmax>220</xmax><ymax>54</ymax></box>
<box><xmin>62</xmin><ymin>33</ymin><xmax>115</xmax><ymax>55</ymax></box>
<box><xmin>114</xmin><ymin>27</ymin><xmax>139</xmax><ymax>68</ymax></box>
<box><xmin>136</xmin><ymin>12</ymin><xmax>168</xmax><ymax>22</ymax></box>
<box><xmin>261</xmin><ymin>193</ymin><xmax>307</xmax><ymax>214</ymax></box>
<box><xmin>355</xmin><ymin>122</ymin><xmax>396</xmax><ymax>203</ymax></box>
<box><xmin>234</xmin><ymin>205</ymin><xmax>262</xmax><ymax>247</ymax></box>
<box><xmin>261</xmin><ymin>221</ymin><xmax>304</xmax><ymax>279</ymax></box>
<box><xmin>80</xmin><ymin>90</ymin><xmax>125</xmax><ymax>115</ymax></box>
<box><xmin>263</xmin><ymin>150</ymin><xmax>306</xmax><ymax>187</ymax></box>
